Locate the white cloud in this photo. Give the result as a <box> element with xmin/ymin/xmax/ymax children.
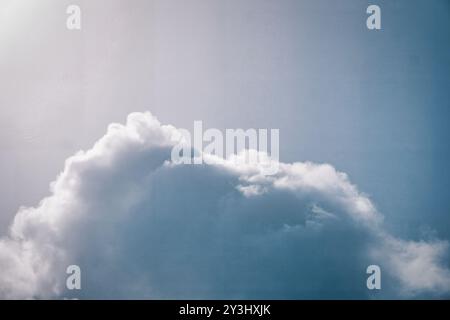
<box><xmin>0</xmin><ymin>112</ymin><xmax>449</xmax><ymax>299</ymax></box>
<box><xmin>372</xmin><ymin>235</ymin><xmax>450</xmax><ymax>296</ymax></box>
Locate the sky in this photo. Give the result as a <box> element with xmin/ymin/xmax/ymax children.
<box><xmin>0</xmin><ymin>0</ymin><xmax>449</xmax><ymax>299</ymax></box>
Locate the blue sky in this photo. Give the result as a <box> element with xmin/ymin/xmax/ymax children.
<box><xmin>0</xmin><ymin>0</ymin><xmax>449</xmax><ymax>299</ymax></box>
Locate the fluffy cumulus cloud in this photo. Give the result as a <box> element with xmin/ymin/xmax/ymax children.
<box><xmin>0</xmin><ymin>112</ymin><xmax>449</xmax><ymax>299</ymax></box>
